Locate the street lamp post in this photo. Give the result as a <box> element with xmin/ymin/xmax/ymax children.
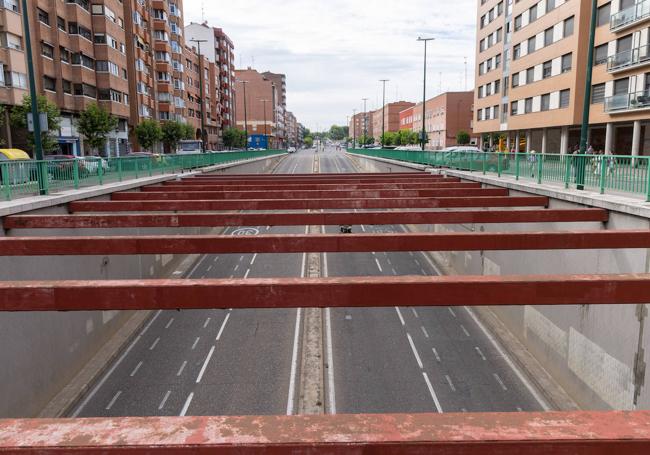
<box><xmin>260</xmin><ymin>99</ymin><xmax>269</xmax><ymax>150</ymax></box>
<box><xmin>21</xmin><ymin>0</ymin><xmax>46</xmax><ymax>194</ymax></box>
<box><xmin>190</xmin><ymin>39</ymin><xmax>208</xmax><ymax>152</ymax></box>
<box><xmin>417</xmin><ymin>37</ymin><xmax>435</xmax><ymax>151</ymax></box>
<box><xmin>239</xmin><ymin>80</ymin><xmax>249</xmax><ymax>149</ymax></box>
<box><xmin>379</xmin><ymin>79</ymin><xmax>389</xmax><ymax>148</ymax></box>
<box><xmin>352</xmin><ymin>108</ymin><xmax>357</xmax><ymax>149</ymax></box>
<box><xmin>362</xmin><ymin>98</ymin><xmax>368</xmax><ymax>146</ymax></box>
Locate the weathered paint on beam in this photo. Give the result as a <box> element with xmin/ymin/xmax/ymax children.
<box><xmin>69</xmin><ymin>196</ymin><xmax>549</xmax><ymax>212</ymax></box>
<box><xmin>152</xmin><ymin>181</ymin><xmax>472</xmax><ymax>191</ymax></box>
<box><xmin>111</xmin><ymin>188</ymin><xmax>509</xmax><ymax>201</ymax></box>
<box><xmin>1</xmin><ymin>411</ymin><xmax>650</xmax><ymax>454</ymax></box>
<box><xmin>2</xmin><ymin>230</ymin><xmax>648</xmax><ymax>256</ymax></box>
<box><xmin>3</xmin><ymin>209</ymin><xmax>608</xmax><ymax>229</ymax></box>
<box><xmin>1</xmin><ymin>274</ymin><xmax>649</xmax><ymax>311</ymax></box>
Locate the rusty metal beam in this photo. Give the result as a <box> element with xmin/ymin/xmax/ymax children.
<box><xmin>112</xmin><ymin>188</ymin><xmax>509</xmax><ymax>201</ymax></box>
<box><xmin>1</xmin><ymin>411</ymin><xmax>650</xmax><ymax>453</ymax></box>
<box><xmin>1</xmin><ymin>274</ymin><xmax>648</xmax><ymax>311</ymax></box>
<box><xmin>3</xmin><ymin>209</ymin><xmax>608</xmax><ymax>229</ymax></box>
<box><xmin>2</xmin><ymin>230</ymin><xmax>647</xmax><ymax>256</ymax></box>
<box><xmin>70</xmin><ymin>196</ymin><xmax>548</xmax><ymax>212</ymax></box>
<box><xmin>154</xmin><ymin>181</ymin><xmax>470</xmax><ymax>191</ymax></box>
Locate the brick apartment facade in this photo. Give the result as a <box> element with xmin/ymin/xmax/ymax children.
<box><xmin>474</xmin><ymin>0</ymin><xmax>650</xmax><ymax>155</ymax></box>
<box><xmin>399</xmin><ymin>106</ymin><xmax>415</xmax><ymax>131</ymax></box>
<box><xmin>371</xmin><ymin>101</ymin><xmax>415</xmax><ymax>138</ymax></box>
<box><xmin>2</xmin><ymin>1</ymin><xmax>234</xmax><ymax>156</ymax></box>
<box><xmin>411</xmin><ymin>91</ymin><xmax>477</xmax><ymax>149</ymax></box>
<box><xmin>348</xmin><ymin>110</ymin><xmax>374</xmax><ymax>141</ymax></box>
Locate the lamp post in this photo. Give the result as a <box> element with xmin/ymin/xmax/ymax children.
<box><xmin>362</xmin><ymin>98</ymin><xmax>368</xmax><ymax>146</ymax></box>
<box><xmin>21</xmin><ymin>0</ymin><xmax>46</xmax><ymax>194</ymax></box>
<box><xmin>417</xmin><ymin>37</ymin><xmax>435</xmax><ymax>151</ymax></box>
<box><xmin>379</xmin><ymin>79</ymin><xmax>389</xmax><ymax>148</ymax></box>
<box><xmin>352</xmin><ymin>108</ymin><xmax>357</xmax><ymax>149</ymax></box>
<box><xmin>190</xmin><ymin>38</ymin><xmax>208</xmax><ymax>152</ymax></box>
<box><xmin>260</xmin><ymin>99</ymin><xmax>269</xmax><ymax>150</ymax></box>
<box><xmin>239</xmin><ymin>80</ymin><xmax>249</xmax><ymax>149</ymax></box>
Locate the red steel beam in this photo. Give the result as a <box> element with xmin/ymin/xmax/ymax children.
<box><xmin>152</xmin><ymin>181</ymin><xmax>472</xmax><ymax>191</ymax></box>
<box><xmin>2</xmin><ymin>230</ymin><xmax>647</xmax><ymax>256</ymax></box>
<box><xmin>2</xmin><ymin>411</ymin><xmax>650</xmax><ymax>454</ymax></box>
<box><xmin>3</xmin><ymin>209</ymin><xmax>608</xmax><ymax>229</ymax></box>
<box><xmin>111</xmin><ymin>188</ymin><xmax>509</xmax><ymax>201</ymax></box>
<box><xmin>69</xmin><ymin>196</ymin><xmax>548</xmax><ymax>212</ymax></box>
<box><xmin>1</xmin><ymin>274</ymin><xmax>649</xmax><ymax>312</ymax></box>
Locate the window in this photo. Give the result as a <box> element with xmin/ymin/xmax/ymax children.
<box><xmin>37</xmin><ymin>8</ymin><xmax>49</xmax><ymax>25</ymax></box>
<box><xmin>524</xmin><ymin>97</ymin><xmax>533</xmax><ymax>113</ymax></box>
<box><xmin>544</xmin><ymin>27</ymin><xmax>554</xmax><ymax>46</ymax></box>
<box><xmin>495</xmin><ymin>79</ymin><xmax>501</xmax><ymax>94</ymax></box>
<box><xmin>541</xmin><ymin>93</ymin><xmax>550</xmax><ymax>111</ymax></box>
<box><xmin>477</xmin><ymin>109</ymin><xmax>483</xmax><ymax>121</ymax></box>
<box><xmin>543</xmin><ymin>60</ymin><xmax>552</xmax><ymax>78</ymax></box>
<box><xmin>613</xmin><ymin>77</ymin><xmax>630</xmax><ymax>95</ymax></box>
<box><xmin>62</xmin><ymin>80</ymin><xmax>72</xmax><ymax>95</ymax></box>
<box><xmin>511</xmin><ymin>101</ymin><xmax>519</xmax><ymax>115</ymax></box>
<box><xmin>528</xmin><ymin>37</ymin><xmax>536</xmax><ymax>53</ymax></box>
<box><xmin>529</xmin><ymin>4</ymin><xmax>538</xmax><ymax>21</ymax></box>
<box><xmin>561</xmin><ymin>53</ymin><xmax>572</xmax><ymax>73</ymax></box>
<box><xmin>592</xmin><ymin>83</ymin><xmax>606</xmax><ymax>104</ymax></box>
<box><xmin>564</xmin><ymin>16</ymin><xmax>574</xmax><ymax>37</ymax></box>
<box><xmin>597</xmin><ymin>3</ymin><xmax>611</xmax><ymax>27</ymax></box>
<box><xmin>546</xmin><ymin>0</ymin><xmax>555</xmax><ymax>12</ymax></box>
<box><xmin>41</xmin><ymin>42</ymin><xmax>54</xmax><ymax>59</ymax></box>
<box><xmin>559</xmin><ymin>89</ymin><xmax>570</xmax><ymax>108</ymax></box>
<box><xmin>512</xmin><ymin>72</ymin><xmax>519</xmax><ymax>87</ymax></box>
<box><xmin>526</xmin><ymin>67</ymin><xmax>535</xmax><ymax>84</ymax></box>
<box><xmin>57</xmin><ymin>16</ymin><xmax>66</xmax><ymax>31</ymax></box>
<box><xmin>514</xmin><ymin>15</ymin><xmax>522</xmax><ymax>30</ymax></box>
<box><xmin>594</xmin><ymin>44</ymin><xmax>608</xmax><ymax>65</ymax></box>
<box><xmin>43</xmin><ymin>76</ymin><xmax>56</xmax><ymax>91</ymax></box>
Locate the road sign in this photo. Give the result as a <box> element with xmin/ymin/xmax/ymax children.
<box><xmin>27</xmin><ymin>113</ymin><xmax>49</xmax><ymax>133</ymax></box>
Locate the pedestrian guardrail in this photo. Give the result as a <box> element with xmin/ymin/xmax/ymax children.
<box><xmin>348</xmin><ymin>148</ymin><xmax>650</xmax><ymax>201</ymax></box>
<box><xmin>0</xmin><ymin>150</ymin><xmax>286</xmax><ymax>201</ymax></box>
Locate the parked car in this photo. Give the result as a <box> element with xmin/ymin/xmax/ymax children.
<box><xmin>0</xmin><ymin>149</ymin><xmax>32</xmax><ymax>184</ymax></box>
<box><xmin>44</xmin><ymin>155</ymin><xmax>88</xmax><ymax>179</ymax></box>
<box><xmin>80</xmin><ymin>156</ymin><xmax>109</xmax><ymax>175</ymax></box>
<box><xmin>287</xmin><ymin>147</ymin><xmax>297</xmax><ymax>153</ymax></box>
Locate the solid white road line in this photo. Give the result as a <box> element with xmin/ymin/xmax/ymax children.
<box><xmin>105</xmin><ymin>391</ymin><xmax>122</xmax><ymax>410</ymax></box>
<box><xmin>165</xmin><ymin>318</ymin><xmax>174</xmax><ymax>329</ymax></box>
<box><xmin>216</xmin><ymin>313</ymin><xmax>230</xmax><ymax>341</ymax></box>
<box><xmin>141</xmin><ymin>310</ymin><xmax>163</xmax><ymax>336</ymax></box>
<box><xmin>286</xmin><ymin>307</ymin><xmax>302</xmax><ymax>415</ymax></box>
<box><xmin>432</xmin><ymin>347</ymin><xmax>442</xmax><ymax>363</ymax></box>
<box><xmin>196</xmin><ymin>345</ymin><xmax>216</xmax><ymax>383</ymax></box>
<box><xmin>129</xmin><ymin>361</ymin><xmax>143</xmax><ymax>377</ymax></box>
<box><xmin>158</xmin><ymin>391</ymin><xmax>171</xmax><ymax>410</ymax></box>
<box><xmin>494</xmin><ymin>373</ymin><xmax>508</xmax><ymax>391</ymax></box>
<box><xmin>149</xmin><ymin>337</ymin><xmax>160</xmax><ymax>350</ymax></box>
<box><xmin>395</xmin><ymin>307</ymin><xmax>405</xmax><ymax>326</ymax></box>
<box><xmin>475</xmin><ymin>346</ymin><xmax>487</xmax><ymax>361</ymax></box>
<box><xmin>422</xmin><ymin>372</ymin><xmax>443</xmax><ymax>413</ymax></box>
<box><xmin>407</xmin><ymin>333</ymin><xmax>423</xmax><ymax>369</ymax></box>
<box><xmin>191</xmin><ymin>337</ymin><xmax>200</xmax><ymax>350</ymax></box>
<box><xmin>325</xmin><ymin>307</ymin><xmax>336</xmax><ymax>415</ymax></box>
<box><xmin>374</xmin><ymin>258</ymin><xmax>383</xmax><ymax>272</ymax></box>
<box><xmin>203</xmin><ymin>317</ymin><xmax>211</xmax><ymax>329</ymax></box>
<box><xmin>421</xmin><ymin>326</ymin><xmax>430</xmax><ymax>338</ymax></box>
<box><xmin>464</xmin><ymin>307</ymin><xmax>551</xmax><ymax>411</ymax></box>
<box><xmin>179</xmin><ymin>393</ymin><xmax>194</xmax><ymax>416</ymax></box>
<box><xmin>176</xmin><ymin>360</ymin><xmax>187</xmax><ymax>377</ymax></box>
<box><xmin>186</xmin><ymin>255</ymin><xmax>208</xmax><ymax>278</ymax></box>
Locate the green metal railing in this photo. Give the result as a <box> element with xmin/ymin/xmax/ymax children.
<box><xmin>349</xmin><ymin>148</ymin><xmax>650</xmax><ymax>201</ymax></box>
<box><xmin>0</xmin><ymin>150</ymin><xmax>286</xmax><ymax>201</ymax></box>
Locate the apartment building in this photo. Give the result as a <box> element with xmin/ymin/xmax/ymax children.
<box><xmin>262</xmin><ymin>71</ymin><xmax>287</xmax><ymax>147</ymax></box>
<box><xmin>399</xmin><ymin>106</ymin><xmax>415</xmax><ymax>131</ymax></box>
<box><xmin>371</xmin><ymin>101</ymin><xmax>416</xmax><ymax>137</ymax></box>
<box><xmin>348</xmin><ymin>110</ymin><xmax>374</xmax><ymax>140</ymax></box>
<box><xmin>411</xmin><ymin>91</ymin><xmax>476</xmax><ymax>149</ymax></box>
<box><xmin>474</xmin><ymin>0</ymin><xmax>650</xmax><ymax>155</ymax></box>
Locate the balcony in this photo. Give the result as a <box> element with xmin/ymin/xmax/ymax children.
<box><xmin>604</xmin><ymin>89</ymin><xmax>650</xmax><ymax>113</ymax></box>
<box><xmin>607</xmin><ymin>44</ymin><xmax>650</xmax><ymax>72</ymax></box>
<box><xmin>610</xmin><ymin>0</ymin><xmax>650</xmax><ymax>32</ymax></box>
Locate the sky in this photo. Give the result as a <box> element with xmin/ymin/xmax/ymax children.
<box><xmin>184</xmin><ymin>0</ymin><xmax>477</xmax><ymax>132</ymax></box>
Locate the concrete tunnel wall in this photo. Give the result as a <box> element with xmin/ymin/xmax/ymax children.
<box><xmin>350</xmin><ymin>153</ymin><xmax>650</xmax><ymax>411</ymax></box>
<box><xmin>0</xmin><ymin>154</ymin><xmax>284</xmax><ymax>418</ymax></box>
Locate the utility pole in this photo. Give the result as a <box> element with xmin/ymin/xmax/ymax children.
<box><xmin>577</xmin><ymin>0</ymin><xmax>598</xmax><ymax>191</ymax></box>
<box><xmin>362</xmin><ymin>98</ymin><xmax>368</xmax><ymax>145</ymax></box>
<box><xmin>239</xmin><ymin>80</ymin><xmax>249</xmax><ymax>149</ymax></box>
<box><xmin>190</xmin><ymin>38</ymin><xmax>208</xmax><ymax>152</ymax></box>
<box><xmin>352</xmin><ymin>108</ymin><xmax>357</xmax><ymax>149</ymax></box>
<box><xmin>21</xmin><ymin>0</ymin><xmax>46</xmax><ymax>194</ymax></box>
<box><xmin>260</xmin><ymin>99</ymin><xmax>270</xmax><ymax>150</ymax></box>
<box><xmin>380</xmin><ymin>79</ymin><xmax>389</xmax><ymax>148</ymax></box>
<box><xmin>417</xmin><ymin>37</ymin><xmax>435</xmax><ymax>151</ymax></box>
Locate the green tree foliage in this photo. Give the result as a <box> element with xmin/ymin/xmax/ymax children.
<box><xmin>328</xmin><ymin>125</ymin><xmax>349</xmax><ymax>141</ymax></box>
<box><xmin>161</xmin><ymin>121</ymin><xmax>187</xmax><ymax>153</ymax></box>
<box><xmin>180</xmin><ymin>123</ymin><xmax>196</xmax><ymax>140</ymax></box>
<box><xmin>223</xmin><ymin>128</ymin><xmax>247</xmax><ymax>149</ymax></box>
<box><xmin>303</xmin><ymin>136</ymin><xmax>314</xmax><ymax>148</ymax></box>
<box><xmin>396</xmin><ymin>129</ymin><xmax>420</xmax><ymax>145</ymax></box>
<box><xmin>457</xmin><ymin>130</ymin><xmax>471</xmax><ymax>145</ymax></box>
<box><xmin>381</xmin><ymin>132</ymin><xmax>400</xmax><ymax>146</ymax></box>
<box><xmin>357</xmin><ymin>135</ymin><xmax>375</xmax><ymax>146</ymax></box>
<box><xmin>134</xmin><ymin>119</ymin><xmax>162</xmax><ymax>151</ymax></box>
<box><xmin>11</xmin><ymin>95</ymin><xmax>61</xmax><ymax>155</ymax></box>
<box><xmin>76</xmin><ymin>103</ymin><xmax>118</xmax><ymax>155</ymax></box>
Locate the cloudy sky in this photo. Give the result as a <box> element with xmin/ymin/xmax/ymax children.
<box><xmin>184</xmin><ymin>0</ymin><xmax>477</xmax><ymax>132</ymax></box>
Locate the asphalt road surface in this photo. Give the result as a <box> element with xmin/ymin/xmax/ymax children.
<box><xmin>72</xmin><ymin>148</ymin><xmax>547</xmax><ymax>418</ymax></box>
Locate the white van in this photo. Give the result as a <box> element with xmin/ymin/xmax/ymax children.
<box><xmin>177</xmin><ymin>140</ymin><xmax>204</xmax><ymax>155</ymax></box>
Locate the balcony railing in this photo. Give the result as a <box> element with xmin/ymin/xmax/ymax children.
<box><xmin>607</xmin><ymin>44</ymin><xmax>650</xmax><ymax>72</ymax></box>
<box><xmin>605</xmin><ymin>89</ymin><xmax>650</xmax><ymax>113</ymax></box>
<box><xmin>611</xmin><ymin>0</ymin><xmax>650</xmax><ymax>31</ymax></box>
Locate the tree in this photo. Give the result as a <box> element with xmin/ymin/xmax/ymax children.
<box><xmin>134</xmin><ymin>119</ymin><xmax>162</xmax><ymax>151</ymax></box>
<box><xmin>161</xmin><ymin>121</ymin><xmax>186</xmax><ymax>153</ymax></box>
<box><xmin>381</xmin><ymin>132</ymin><xmax>398</xmax><ymax>147</ymax></box>
<box><xmin>223</xmin><ymin>127</ymin><xmax>247</xmax><ymax>149</ymax></box>
<box><xmin>76</xmin><ymin>103</ymin><xmax>118</xmax><ymax>156</ymax></box>
<box><xmin>329</xmin><ymin>125</ymin><xmax>349</xmax><ymax>141</ymax></box>
<box><xmin>180</xmin><ymin>123</ymin><xmax>195</xmax><ymax>140</ymax></box>
<box><xmin>457</xmin><ymin>130</ymin><xmax>471</xmax><ymax>145</ymax></box>
<box><xmin>11</xmin><ymin>95</ymin><xmax>61</xmax><ymax>155</ymax></box>
<box><xmin>357</xmin><ymin>135</ymin><xmax>374</xmax><ymax>146</ymax></box>
<box><xmin>304</xmin><ymin>136</ymin><xmax>314</xmax><ymax>148</ymax></box>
